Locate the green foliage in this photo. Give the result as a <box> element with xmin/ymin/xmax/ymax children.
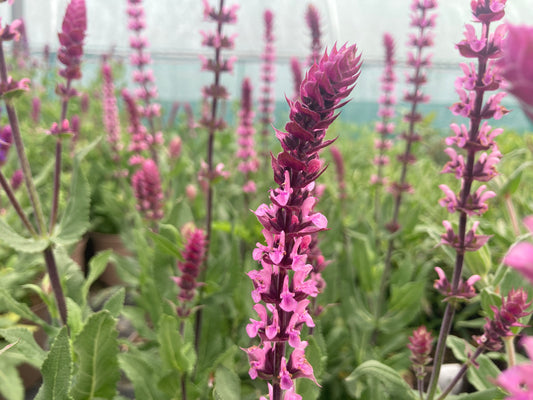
<box><xmin>70</xmin><ymin>311</ymin><xmax>119</xmax><ymax>400</ymax></box>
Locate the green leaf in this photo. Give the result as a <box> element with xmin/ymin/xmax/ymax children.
<box><xmin>0</xmin><ymin>289</ymin><xmax>52</xmax><ymax>332</ymax></box>
<box><xmin>102</xmin><ymin>287</ymin><xmax>126</xmax><ymax>318</ymax></box>
<box><xmin>81</xmin><ymin>250</ymin><xmax>112</xmax><ymax>305</ymax></box>
<box><xmin>54</xmin><ymin>160</ymin><xmax>90</xmax><ymax>246</ymax></box>
<box><xmin>146</xmin><ymin>225</ymin><xmax>182</xmax><ymax>260</ymax></box>
<box><xmin>0</xmin><ymin>327</ymin><xmax>46</xmax><ymax>367</ymax></box>
<box><xmin>449</xmin><ymin>387</ymin><xmax>505</xmax><ymax>400</ymax></box>
<box><xmin>70</xmin><ymin>311</ymin><xmax>119</xmax><ymax>400</ymax></box>
<box><xmin>0</xmin><ymin>362</ymin><xmax>23</xmax><ymax>400</ymax></box>
<box><xmin>157</xmin><ymin>314</ymin><xmax>196</xmax><ymax>374</ymax></box>
<box><xmin>66</xmin><ymin>298</ymin><xmax>83</xmax><ymax>338</ymax></box>
<box><xmin>0</xmin><ymin>339</ymin><xmax>18</xmax><ymax>356</ymax></box>
<box><xmin>464</xmin><ymin>243</ymin><xmax>492</xmax><ymax>278</ymax></box>
<box><xmin>0</xmin><ymin>218</ymin><xmax>49</xmax><ymax>253</ymax></box>
<box><xmin>213</xmin><ymin>366</ymin><xmax>240</xmax><ymax>400</ymax></box>
<box><xmin>74</xmin><ymin>137</ymin><xmax>101</xmax><ymax>162</ymax></box>
<box><xmin>345</xmin><ymin>360</ymin><xmax>416</xmax><ymax>400</ymax></box>
<box><xmin>35</xmin><ymin>327</ymin><xmax>72</xmax><ymax>400</ymax></box>
<box><xmin>119</xmin><ymin>351</ymin><xmax>165</xmax><ymax>400</ymax></box>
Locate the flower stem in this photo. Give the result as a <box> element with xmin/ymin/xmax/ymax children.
<box><xmin>504</xmin><ymin>336</ymin><xmax>516</xmax><ymax>368</ymax></box>
<box><xmin>436</xmin><ymin>346</ymin><xmax>484</xmax><ymax>400</ymax></box>
<box><xmin>504</xmin><ymin>194</ymin><xmax>520</xmax><ymax>236</ymax></box>
<box><xmin>43</xmin><ymin>246</ymin><xmax>68</xmax><ymax>326</ymax></box>
<box><xmin>0</xmin><ymin>171</ymin><xmax>37</xmax><ymax>236</ymax></box>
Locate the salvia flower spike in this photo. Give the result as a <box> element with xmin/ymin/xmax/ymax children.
<box><xmin>236</xmin><ymin>78</ymin><xmax>258</xmax><ymax>193</ymax></box>
<box><xmin>101</xmin><ymin>60</ymin><xmax>122</xmax><ymax>163</ymax></box>
<box><xmin>426</xmin><ymin>2</ymin><xmax>509</xmax><ymax>399</ymax></box>
<box><xmin>243</xmin><ymin>43</ymin><xmax>361</xmax><ymax>400</ymax></box>
<box><xmin>131</xmin><ymin>158</ymin><xmax>164</xmax><ymax>222</ymax></box>
<box><xmin>305</xmin><ymin>4</ymin><xmax>322</xmax><ymax>66</ymax></box>
<box><xmin>259</xmin><ymin>10</ymin><xmax>276</xmax><ymax>153</ymax></box>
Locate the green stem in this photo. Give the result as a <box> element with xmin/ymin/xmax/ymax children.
<box><xmin>504</xmin><ymin>336</ymin><xmax>516</xmax><ymax>368</ymax></box>
<box><xmin>0</xmin><ymin>171</ymin><xmax>37</xmax><ymax>236</ymax></box>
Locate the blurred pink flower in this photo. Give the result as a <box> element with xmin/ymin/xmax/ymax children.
<box><xmin>504</xmin><ymin>216</ymin><xmax>533</xmax><ymax>284</ymax></box>
<box><xmin>498</xmin><ymin>24</ymin><xmax>533</xmax><ymax>122</ymax></box>
<box><xmin>497</xmin><ymin>336</ymin><xmax>533</xmax><ymax>400</ymax></box>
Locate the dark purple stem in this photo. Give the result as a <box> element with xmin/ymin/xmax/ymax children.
<box><xmin>436</xmin><ymin>346</ymin><xmax>484</xmax><ymax>400</ymax></box>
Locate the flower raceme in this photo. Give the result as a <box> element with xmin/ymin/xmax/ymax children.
<box><xmin>57</xmin><ymin>0</ymin><xmax>86</xmax><ymax>81</ymax></box>
<box><xmin>243</xmin><ymin>43</ymin><xmax>361</xmax><ymax>399</ymax></box>
<box><xmin>236</xmin><ymin>78</ymin><xmax>258</xmax><ymax>193</ymax></box>
<box><xmin>131</xmin><ymin>158</ymin><xmax>163</xmax><ymax>221</ymax></box>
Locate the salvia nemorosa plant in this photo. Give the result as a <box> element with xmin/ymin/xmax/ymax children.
<box><xmin>425</xmin><ymin>1</ymin><xmax>510</xmax><ymax>399</ymax></box>
<box><xmin>243</xmin><ymin>43</ymin><xmax>361</xmax><ymax>400</ymax></box>
<box><xmin>126</xmin><ymin>0</ymin><xmax>163</xmax><ymax>164</ymax></box>
<box><xmin>375</xmin><ymin>0</ymin><xmax>437</xmax><ymax>328</ymax></box>
<box><xmin>0</xmin><ymin>0</ymin><xmax>86</xmax><ymax>327</ymax></box>
<box><xmin>305</xmin><ymin>4</ymin><xmax>322</xmax><ymax>67</ymax></box>
<box><xmin>236</xmin><ymin>77</ymin><xmax>259</xmax><ymax>194</ymax></box>
<box><xmin>259</xmin><ymin>9</ymin><xmax>276</xmax><ymax>159</ymax></box>
<box><xmin>197</xmin><ymin>0</ymin><xmax>238</xmax><ymax>354</ymax></box>
<box><xmin>101</xmin><ymin>59</ymin><xmax>122</xmax><ymax>164</ymax></box>
<box><xmin>371</xmin><ymin>32</ymin><xmax>396</xmax><ymax>228</ymax></box>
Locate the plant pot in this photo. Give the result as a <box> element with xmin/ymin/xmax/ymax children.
<box><xmin>70</xmin><ymin>234</ymin><xmax>89</xmax><ymax>273</ymax></box>
<box><xmin>89</xmin><ymin>232</ymin><xmax>132</xmax><ymax>286</ymax></box>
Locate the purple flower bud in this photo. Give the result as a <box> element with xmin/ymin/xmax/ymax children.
<box><xmin>408</xmin><ymin>326</ymin><xmax>433</xmax><ymax>379</ymax></box>
<box><xmin>10</xmin><ymin>169</ymin><xmax>22</xmax><ymax>190</ymax></box>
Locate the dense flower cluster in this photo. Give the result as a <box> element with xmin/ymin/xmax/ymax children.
<box><xmin>439</xmin><ymin>0</ymin><xmax>508</xmax><ymax>255</ymax></box>
<box><xmin>131</xmin><ymin>158</ymin><xmax>163</xmax><ymax>221</ymax></box>
<box><xmin>259</xmin><ymin>10</ymin><xmax>276</xmax><ymax>141</ymax></box>
<box><xmin>305</xmin><ymin>4</ymin><xmax>321</xmax><ymax>66</ymax></box>
<box><xmin>371</xmin><ymin>33</ymin><xmax>396</xmax><ymax>186</ymax></box>
<box><xmin>290</xmin><ymin>57</ymin><xmax>303</xmax><ymax>101</ymax></box>
<box><xmin>57</xmin><ymin>0</ymin><xmax>86</xmax><ymax>81</ymax></box>
<box><xmin>408</xmin><ymin>326</ymin><xmax>433</xmax><ymax>380</ymax></box>
<box><xmin>243</xmin><ymin>43</ymin><xmax>361</xmax><ymax>399</ymax></box>
<box><xmin>474</xmin><ymin>289</ymin><xmax>531</xmax><ymax>351</ymax></box>
<box><xmin>101</xmin><ymin>61</ymin><xmax>122</xmax><ymax>162</ymax></box>
<box><xmin>172</xmin><ymin>225</ymin><xmax>207</xmax><ymax>317</ymax></box>
<box><xmin>236</xmin><ymin>78</ymin><xmax>258</xmax><ymax>193</ymax></box>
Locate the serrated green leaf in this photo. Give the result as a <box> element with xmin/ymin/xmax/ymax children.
<box><xmin>0</xmin><ymin>218</ymin><xmax>49</xmax><ymax>253</ymax></box>
<box><xmin>345</xmin><ymin>360</ymin><xmax>416</xmax><ymax>400</ymax></box>
<box><xmin>70</xmin><ymin>311</ymin><xmax>119</xmax><ymax>400</ymax></box>
<box><xmin>0</xmin><ymin>327</ymin><xmax>46</xmax><ymax>367</ymax></box>
<box><xmin>0</xmin><ymin>339</ymin><xmax>18</xmax><ymax>356</ymax></box>
<box><xmin>102</xmin><ymin>287</ymin><xmax>125</xmax><ymax>318</ymax></box>
<box><xmin>37</xmin><ymin>327</ymin><xmax>72</xmax><ymax>400</ymax></box>
<box><xmin>157</xmin><ymin>314</ymin><xmax>196</xmax><ymax>374</ymax></box>
<box><xmin>0</xmin><ymin>362</ymin><xmax>23</xmax><ymax>400</ymax></box>
<box><xmin>213</xmin><ymin>366</ymin><xmax>240</xmax><ymax>400</ymax></box>
<box><xmin>54</xmin><ymin>161</ymin><xmax>90</xmax><ymax>246</ymax></box>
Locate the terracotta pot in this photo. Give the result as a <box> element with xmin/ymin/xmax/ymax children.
<box><xmin>70</xmin><ymin>234</ymin><xmax>89</xmax><ymax>273</ymax></box>
<box><xmin>89</xmin><ymin>232</ymin><xmax>132</xmax><ymax>286</ymax></box>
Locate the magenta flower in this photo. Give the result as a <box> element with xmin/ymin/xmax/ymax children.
<box><xmin>497</xmin><ymin>336</ymin><xmax>533</xmax><ymax>400</ymax></box>
<box><xmin>497</xmin><ymin>24</ymin><xmax>533</xmax><ymax>122</ymax></box>
<box><xmin>101</xmin><ymin>60</ymin><xmax>122</xmax><ymax>162</ymax></box>
<box><xmin>243</xmin><ymin>43</ymin><xmax>361</xmax><ymax>399</ymax></box>
<box><xmin>131</xmin><ymin>158</ymin><xmax>163</xmax><ymax>221</ymax></box>
<box><xmin>504</xmin><ymin>216</ymin><xmax>533</xmax><ymax>284</ymax></box>
<box><xmin>433</xmin><ymin>266</ymin><xmax>480</xmax><ymax>301</ymax></box>
<box><xmin>57</xmin><ymin>0</ymin><xmax>86</xmax><ymax>81</ymax></box>
<box><xmin>122</xmin><ymin>88</ymin><xmax>149</xmax><ymax>165</ymax></box>
<box><xmin>10</xmin><ymin>169</ymin><xmax>22</xmax><ymax>191</ymax></box>
<box><xmin>259</xmin><ymin>9</ymin><xmax>276</xmax><ymax>145</ymax></box>
<box><xmin>172</xmin><ymin>224</ymin><xmax>206</xmax><ymax>317</ymax></box>
<box><xmin>305</xmin><ymin>4</ymin><xmax>322</xmax><ymax>66</ymax></box>
<box><xmin>236</xmin><ymin>78</ymin><xmax>258</xmax><ymax>193</ymax></box>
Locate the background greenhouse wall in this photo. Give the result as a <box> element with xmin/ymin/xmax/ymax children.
<box><xmin>6</xmin><ymin>0</ymin><xmax>533</xmax><ymax>131</ymax></box>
